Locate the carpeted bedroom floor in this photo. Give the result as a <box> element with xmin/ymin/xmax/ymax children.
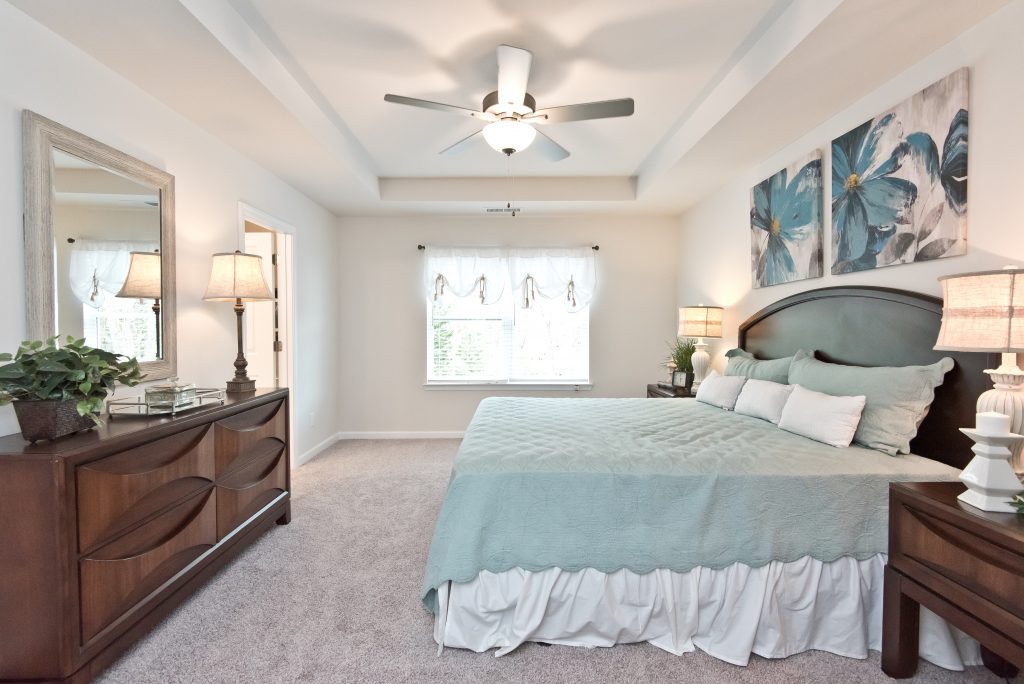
<box><xmin>98</xmin><ymin>439</ymin><xmax>1015</xmax><ymax>684</ymax></box>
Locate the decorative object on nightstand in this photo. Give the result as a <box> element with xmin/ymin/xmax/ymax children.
<box><xmin>934</xmin><ymin>268</ymin><xmax>1024</xmax><ymax>500</ymax></box>
<box><xmin>957</xmin><ymin>413</ymin><xmax>1023</xmax><ymax>513</ymax></box>
<box><xmin>679</xmin><ymin>305</ymin><xmax>723</xmax><ymax>391</ymax></box>
<box><xmin>203</xmin><ymin>250</ymin><xmax>274</xmax><ymax>394</ymax></box>
<box><xmin>666</xmin><ymin>336</ymin><xmax>696</xmax><ymax>389</ymax></box>
<box><xmin>115</xmin><ymin>250</ymin><xmax>163</xmax><ymax>357</ymax></box>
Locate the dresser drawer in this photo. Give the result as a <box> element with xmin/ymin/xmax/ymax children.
<box><xmin>216</xmin><ymin>442</ymin><xmax>288</xmax><ymax>539</ymax></box>
<box><xmin>890</xmin><ymin>492</ymin><xmax>1024</xmax><ymax>623</ymax></box>
<box><xmin>214</xmin><ymin>399</ymin><xmax>287</xmax><ymax>476</ymax></box>
<box><xmin>77</xmin><ymin>424</ymin><xmax>215</xmax><ymax>551</ymax></box>
<box><xmin>79</xmin><ymin>488</ymin><xmax>217</xmax><ymax>642</ymax></box>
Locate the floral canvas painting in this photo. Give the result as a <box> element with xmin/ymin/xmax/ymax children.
<box><xmin>750</xmin><ymin>151</ymin><xmax>823</xmax><ymax>288</ymax></box>
<box><xmin>831</xmin><ymin>68</ymin><xmax>968</xmax><ymax>274</ymax></box>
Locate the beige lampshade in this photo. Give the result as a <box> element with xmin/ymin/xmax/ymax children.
<box><xmin>203</xmin><ymin>251</ymin><xmax>273</xmax><ymax>302</ymax></box>
<box><xmin>679</xmin><ymin>305</ymin><xmax>724</xmax><ymax>339</ymax></box>
<box><xmin>116</xmin><ymin>251</ymin><xmax>162</xmax><ymax>299</ymax></box>
<box><xmin>934</xmin><ymin>268</ymin><xmax>1024</xmax><ymax>352</ymax></box>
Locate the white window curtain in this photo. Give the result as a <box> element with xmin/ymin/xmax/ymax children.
<box><xmin>68</xmin><ymin>239</ymin><xmax>159</xmax><ymax>309</ymax></box>
<box><xmin>508</xmin><ymin>247</ymin><xmax>595</xmax><ymax>312</ymax></box>
<box><xmin>423</xmin><ymin>247</ymin><xmax>506</xmax><ymax>305</ymax></box>
<box><xmin>424</xmin><ymin>246</ymin><xmax>595</xmax><ymax>310</ymax></box>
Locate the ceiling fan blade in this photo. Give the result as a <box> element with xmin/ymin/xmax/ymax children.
<box><xmin>439</xmin><ymin>130</ymin><xmax>483</xmax><ymax>156</ymax></box>
<box><xmin>384</xmin><ymin>94</ymin><xmax>492</xmax><ymax>120</ymax></box>
<box><xmin>532</xmin><ymin>129</ymin><xmax>570</xmax><ymax>161</ymax></box>
<box><xmin>496</xmin><ymin>45</ymin><xmax>532</xmax><ymax>106</ymax></box>
<box><xmin>528</xmin><ymin>98</ymin><xmax>634</xmax><ymax>124</ymax></box>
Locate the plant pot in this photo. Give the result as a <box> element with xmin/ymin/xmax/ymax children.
<box><xmin>13</xmin><ymin>399</ymin><xmax>95</xmax><ymax>442</ymax></box>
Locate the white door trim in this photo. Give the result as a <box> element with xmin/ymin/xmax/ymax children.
<box><xmin>238</xmin><ymin>202</ymin><xmax>297</xmax><ymax>467</ymax></box>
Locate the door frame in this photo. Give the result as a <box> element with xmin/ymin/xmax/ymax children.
<box><xmin>238</xmin><ymin>202</ymin><xmax>296</xmax><ymax>467</ymax></box>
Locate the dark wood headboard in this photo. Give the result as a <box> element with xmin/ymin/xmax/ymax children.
<box><xmin>738</xmin><ymin>286</ymin><xmax>995</xmax><ymax>469</ymax></box>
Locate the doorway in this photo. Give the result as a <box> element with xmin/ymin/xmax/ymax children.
<box><xmin>238</xmin><ymin>202</ymin><xmax>295</xmax><ymax>394</ymax></box>
<box><xmin>243</xmin><ymin>223</ymin><xmax>287</xmax><ymax>388</ymax></box>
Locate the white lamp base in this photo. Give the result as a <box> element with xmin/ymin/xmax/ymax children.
<box><xmin>957</xmin><ymin>425</ymin><xmax>1023</xmax><ymax>513</ymax></box>
<box><xmin>691</xmin><ymin>341</ymin><xmax>710</xmax><ymax>391</ymax></box>
<box><xmin>978</xmin><ymin>352</ymin><xmax>1024</xmax><ymax>474</ymax></box>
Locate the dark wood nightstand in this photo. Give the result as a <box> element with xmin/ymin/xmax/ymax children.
<box><xmin>882</xmin><ymin>481</ymin><xmax>1024</xmax><ymax>678</ymax></box>
<box><xmin>646</xmin><ymin>383</ymin><xmax>690</xmax><ymax>398</ymax></box>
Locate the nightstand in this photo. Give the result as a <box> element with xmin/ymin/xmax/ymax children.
<box><xmin>646</xmin><ymin>383</ymin><xmax>690</xmax><ymax>398</ymax></box>
<box><xmin>882</xmin><ymin>481</ymin><xmax>1024</xmax><ymax>678</ymax></box>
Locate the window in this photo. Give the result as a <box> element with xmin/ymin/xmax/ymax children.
<box><xmin>424</xmin><ymin>246</ymin><xmax>593</xmax><ymax>386</ymax></box>
<box><xmin>82</xmin><ymin>296</ymin><xmax>158</xmax><ymax>361</ymax></box>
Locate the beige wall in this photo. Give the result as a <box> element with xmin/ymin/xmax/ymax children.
<box><xmin>336</xmin><ymin>214</ymin><xmax>679</xmax><ymax>434</ymax></box>
<box><xmin>0</xmin><ymin>3</ymin><xmax>339</xmax><ymax>461</ymax></box>
<box><xmin>677</xmin><ymin>0</ymin><xmax>1024</xmax><ymax>372</ymax></box>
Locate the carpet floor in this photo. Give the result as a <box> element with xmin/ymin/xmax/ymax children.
<box><xmin>98</xmin><ymin>439</ymin><xmax>1014</xmax><ymax>684</ymax></box>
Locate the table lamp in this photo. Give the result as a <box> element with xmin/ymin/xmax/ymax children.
<box><xmin>934</xmin><ymin>267</ymin><xmax>1024</xmax><ymax>512</ymax></box>
<box><xmin>680</xmin><ymin>305</ymin><xmax>723</xmax><ymax>391</ymax></box>
<box><xmin>203</xmin><ymin>250</ymin><xmax>273</xmax><ymax>393</ymax></box>
<box><xmin>116</xmin><ymin>251</ymin><xmax>162</xmax><ymax>357</ymax></box>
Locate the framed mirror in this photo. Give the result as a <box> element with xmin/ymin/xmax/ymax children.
<box><xmin>22</xmin><ymin>111</ymin><xmax>176</xmax><ymax>380</ymax></box>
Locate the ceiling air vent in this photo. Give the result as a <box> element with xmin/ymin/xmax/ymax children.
<box><xmin>485</xmin><ymin>207</ymin><xmax>521</xmax><ymax>213</ymax></box>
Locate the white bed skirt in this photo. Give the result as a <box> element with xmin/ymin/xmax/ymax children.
<box><xmin>433</xmin><ymin>555</ymin><xmax>980</xmax><ymax>669</ymax></box>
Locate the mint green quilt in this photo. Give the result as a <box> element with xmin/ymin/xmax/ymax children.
<box><xmin>422</xmin><ymin>397</ymin><xmax>960</xmax><ymax>612</ymax></box>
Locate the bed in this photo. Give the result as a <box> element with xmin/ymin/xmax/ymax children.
<box><xmin>422</xmin><ymin>286</ymin><xmax>998</xmax><ymax>669</ymax></box>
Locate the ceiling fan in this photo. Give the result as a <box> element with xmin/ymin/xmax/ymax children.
<box><xmin>384</xmin><ymin>45</ymin><xmax>634</xmax><ymax>161</ymax></box>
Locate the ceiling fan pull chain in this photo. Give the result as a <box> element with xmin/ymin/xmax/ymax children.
<box><xmin>479</xmin><ymin>274</ymin><xmax>487</xmax><ymax>304</ymax></box>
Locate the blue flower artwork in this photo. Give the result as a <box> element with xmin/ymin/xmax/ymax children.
<box><xmin>831</xmin><ymin>68</ymin><xmax>968</xmax><ymax>274</ymax></box>
<box><xmin>750</xmin><ymin>151</ymin><xmax>823</xmax><ymax>288</ymax></box>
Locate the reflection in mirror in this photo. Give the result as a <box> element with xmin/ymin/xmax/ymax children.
<box><xmin>52</xmin><ymin>150</ymin><xmax>163</xmax><ymax>362</ymax></box>
<box><xmin>23</xmin><ymin>110</ymin><xmax>176</xmax><ymax>381</ymax></box>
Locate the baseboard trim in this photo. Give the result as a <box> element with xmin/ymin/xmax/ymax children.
<box><xmin>295</xmin><ymin>432</ymin><xmax>341</xmax><ymax>467</ymax></box>
<box><xmin>336</xmin><ymin>431</ymin><xmax>465</xmax><ymax>440</ymax></box>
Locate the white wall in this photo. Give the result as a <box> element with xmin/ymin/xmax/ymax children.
<box><xmin>336</xmin><ymin>215</ymin><xmax>678</xmax><ymax>434</ymax></box>
<box><xmin>677</xmin><ymin>0</ymin><xmax>1024</xmax><ymax>370</ymax></box>
<box><xmin>0</xmin><ymin>2</ymin><xmax>339</xmax><ymax>460</ymax></box>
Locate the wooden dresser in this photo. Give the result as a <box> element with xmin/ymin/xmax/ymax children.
<box><xmin>0</xmin><ymin>389</ymin><xmax>290</xmax><ymax>683</ymax></box>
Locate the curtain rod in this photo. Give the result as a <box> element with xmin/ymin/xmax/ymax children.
<box><xmin>417</xmin><ymin>244</ymin><xmax>598</xmax><ymax>251</ymax></box>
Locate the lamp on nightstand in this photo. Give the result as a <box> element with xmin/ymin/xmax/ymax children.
<box><xmin>934</xmin><ymin>267</ymin><xmax>1024</xmax><ymax>512</ymax></box>
<box><xmin>680</xmin><ymin>305</ymin><xmax>723</xmax><ymax>391</ymax></box>
<box><xmin>203</xmin><ymin>250</ymin><xmax>274</xmax><ymax>394</ymax></box>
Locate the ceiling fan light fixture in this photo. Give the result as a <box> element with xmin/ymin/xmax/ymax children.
<box><xmin>482</xmin><ymin>119</ymin><xmax>536</xmax><ymax>155</ymax></box>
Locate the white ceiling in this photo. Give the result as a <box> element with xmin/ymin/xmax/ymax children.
<box><xmin>8</xmin><ymin>0</ymin><xmax>1010</xmax><ymax>217</ymax></box>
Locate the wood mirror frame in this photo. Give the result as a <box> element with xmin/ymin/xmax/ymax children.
<box><xmin>22</xmin><ymin>110</ymin><xmax>176</xmax><ymax>380</ymax></box>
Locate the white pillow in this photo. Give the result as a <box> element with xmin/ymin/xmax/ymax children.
<box><xmin>778</xmin><ymin>385</ymin><xmax>867</xmax><ymax>448</ymax></box>
<box><xmin>695</xmin><ymin>371</ymin><xmax>747</xmax><ymax>410</ymax></box>
<box><xmin>734</xmin><ymin>379</ymin><xmax>794</xmax><ymax>424</ymax></box>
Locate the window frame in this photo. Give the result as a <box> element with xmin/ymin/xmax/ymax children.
<box><xmin>424</xmin><ymin>297</ymin><xmax>592</xmax><ymax>390</ymax></box>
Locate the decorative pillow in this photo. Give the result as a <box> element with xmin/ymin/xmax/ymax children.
<box><xmin>733</xmin><ymin>379</ymin><xmax>795</xmax><ymax>424</ymax></box>
<box><xmin>778</xmin><ymin>385</ymin><xmax>866</xmax><ymax>448</ymax></box>
<box><xmin>787</xmin><ymin>349</ymin><xmax>954</xmax><ymax>455</ymax></box>
<box><xmin>694</xmin><ymin>370</ymin><xmax>747</xmax><ymax>410</ymax></box>
<box><xmin>724</xmin><ymin>348</ymin><xmax>794</xmax><ymax>385</ymax></box>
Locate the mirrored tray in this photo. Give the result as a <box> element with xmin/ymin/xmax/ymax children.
<box><xmin>107</xmin><ymin>388</ymin><xmax>225</xmax><ymax>419</ymax></box>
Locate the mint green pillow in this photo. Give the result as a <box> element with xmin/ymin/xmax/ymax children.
<box><xmin>724</xmin><ymin>348</ymin><xmax>793</xmax><ymax>385</ymax></box>
<box><xmin>787</xmin><ymin>349</ymin><xmax>954</xmax><ymax>455</ymax></box>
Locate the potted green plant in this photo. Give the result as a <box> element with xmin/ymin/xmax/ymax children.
<box><xmin>667</xmin><ymin>337</ymin><xmax>697</xmax><ymax>390</ymax></box>
<box><xmin>0</xmin><ymin>336</ymin><xmax>144</xmax><ymax>442</ymax></box>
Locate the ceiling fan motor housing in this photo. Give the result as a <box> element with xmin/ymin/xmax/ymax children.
<box><xmin>483</xmin><ymin>90</ymin><xmax>536</xmax><ymax>116</ymax></box>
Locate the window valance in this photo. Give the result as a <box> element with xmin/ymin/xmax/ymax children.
<box><xmin>423</xmin><ymin>246</ymin><xmax>596</xmax><ymax>310</ymax></box>
<box><xmin>68</xmin><ymin>239</ymin><xmax>159</xmax><ymax>309</ymax></box>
